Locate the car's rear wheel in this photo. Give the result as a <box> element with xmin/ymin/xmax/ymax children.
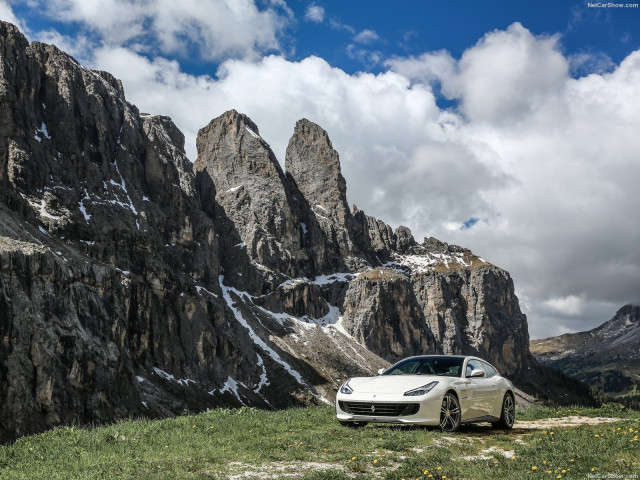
<box><xmin>439</xmin><ymin>392</ymin><xmax>461</xmax><ymax>432</ymax></box>
<box><xmin>492</xmin><ymin>393</ymin><xmax>515</xmax><ymax>430</ymax></box>
<box><xmin>338</xmin><ymin>420</ymin><xmax>368</xmax><ymax>428</ymax></box>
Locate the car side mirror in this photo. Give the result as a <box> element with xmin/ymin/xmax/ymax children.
<box><xmin>469</xmin><ymin>370</ymin><xmax>485</xmax><ymax>378</ymax></box>
<box><xmin>377</xmin><ymin>368</ymin><xmax>385</xmax><ymax>375</ymax></box>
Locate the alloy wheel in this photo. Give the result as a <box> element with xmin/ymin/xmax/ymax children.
<box><xmin>439</xmin><ymin>393</ymin><xmax>461</xmax><ymax>432</ymax></box>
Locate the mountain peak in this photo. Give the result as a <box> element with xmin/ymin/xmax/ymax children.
<box><xmin>285</xmin><ymin>118</ymin><xmax>349</xmax><ymax>219</ymax></box>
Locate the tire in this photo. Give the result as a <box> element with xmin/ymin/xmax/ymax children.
<box><xmin>439</xmin><ymin>392</ymin><xmax>461</xmax><ymax>432</ymax></box>
<box><xmin>338</xmin><ymin>420</ymin><xmax>368</xmax><ymax>428</ymax></box>
<box><xmin>492</xmin><ymin>393</ymin><xmax>515</xmax><ymax>430</ymax></box>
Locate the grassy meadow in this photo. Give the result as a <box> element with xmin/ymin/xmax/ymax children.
<box><xmin>1</xmin><ymin>404</ymin><xmax>639</xmax><ymax>479</ymax></box>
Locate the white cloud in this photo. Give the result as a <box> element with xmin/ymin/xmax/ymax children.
<box><xmin>543</xmin><ymin>295</ymin><xmax>584</xmax><ymax>317</ymax></box>
<box><xmin>353</xmin><ymin>29</ymin><xmax>379</xmax><ymax>44</ymax></box>
<box><xmin>0</xmin><ymin>0</ymin><xmax>26</xmax><ymax>32</ymax></box>
<box><xmin>304</xmin><ymin>4</ymin><xmax>325</xmax><ymax>23</ymax></box>
<box><xmin>32</xmin><ymin>0</ymin><xmax>290</xmax><ymax>61</ymax></box>
<box><xmin>93</xmin><ymin>26</ymin><xmax>640</xmax><ymax>339</ymax></box>
<box><xmin>8</xmin><ymin>15</ymin><xmax>640</xmax><ymax>339</ymax></box>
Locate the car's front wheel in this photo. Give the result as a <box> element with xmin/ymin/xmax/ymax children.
<box><xmin>338</xmin><ymin>420</ymin><xmax>368</xmax><ymax>428</ymax></box>
<box><xmin>492</xmin><ymin>393</ymin><xmax>515</xmax><ymax>430</ymax></box>
<box><xmin>439</xmin><ymin>392</ymin><xmax>461</xmax><ymax>432</ymax></box>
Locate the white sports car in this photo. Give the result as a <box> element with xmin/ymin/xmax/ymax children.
<box><xmin>336</xmin><ymin>355</ymin><xmax>515</xmax><ymax>432</ymax></box>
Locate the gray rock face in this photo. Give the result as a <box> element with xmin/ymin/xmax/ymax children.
<box><xmin>195</xmin><ymin>110</ymin><xmax>310</xmax><ymax>287</ymax></box>
<box><xmin>1</xmin><ymin>20</ymin><xmax>539</xmax><ymax>443</ymax></box>
<box><xmin>341</xmin><ymin>263</ymin><xmax>530</xmax><ymax>375</ymax></box>
<box><xmin>531</xmin><ymin>304</ymin><xmax>640</xmax><ymax>395</ymax></box>
<box><xmin>285</xmin><ymin>119</ymin><xmax>356</xmax><ymax>268</ymax></box>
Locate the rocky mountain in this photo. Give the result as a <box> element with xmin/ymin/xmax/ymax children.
<box><xmin>531</xmin><ymin>304</ymin><xmax>640</xmax><ymax>396</ymax></box>
<box><xmin>0</xmin><ymin>21</ymin><xmax>538</xmax><ymax>443</ymax></box>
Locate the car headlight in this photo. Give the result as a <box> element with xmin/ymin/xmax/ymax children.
<box><xmin>339</xmin><ymin>380</ymin><xmax>353</xmax><ymax>395</ymax></box>
<box><xmin>404</xmin><ymin>381</ymin><xmax>438</xmax><ymax>396</ymax></box>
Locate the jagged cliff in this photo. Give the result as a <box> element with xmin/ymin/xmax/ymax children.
<box><xmin>0</xmin><ymin>21</ymin><xmax>534</xmax><ymax>443</ymax></box>
<box><xmin>531</xmin><ymin>304</ymin><xmax>640</xmax><ymax>396</ymax></box>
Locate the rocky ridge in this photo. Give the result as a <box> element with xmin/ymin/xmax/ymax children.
<box><xmin>1</xmin><ymin>21</ymin><xmax>534</xmax><ymax>443</ymax></box>
<box><xmin>531</xmin><ymin>304</ymin><xmax>640</xmax><ymax>396</ymax></box>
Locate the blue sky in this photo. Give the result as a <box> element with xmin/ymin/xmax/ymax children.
<box><xmin>1</xmin><ymin>0</ymin><xmax>639</xmax><ymax>338</ymax></box>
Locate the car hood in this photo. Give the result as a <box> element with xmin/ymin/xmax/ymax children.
<box><xmin>347</xmin><ymin>375</ymin><xmax>444</xmax><ymax>394</ymax></box>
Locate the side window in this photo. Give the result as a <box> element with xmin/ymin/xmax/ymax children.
<box><xmin>465</xmin><ymin>359</ymin><xmax>486</xmax><ymax>378</ymax></box>
<box><xmin>481</xmin><ymin>362</ymin><xmax>497</xmax><ymax>378</ymax></box>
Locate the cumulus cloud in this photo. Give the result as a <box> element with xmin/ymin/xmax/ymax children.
<box><xmin>0</xmin><ymin>0</ymin><xmax>26</xmax><ymax>32</ymax></box>
<box><xmin>353</xmin><ymin>29</ymin><xmax>379</xmax><ymax>44</ymax></box>
<box><xmin>29</xmin><ymin>0</ymin><xmax>290</xmax><ymax>60</ymax></box>
<box><xmin>5</xmin><ymin>11</ymin><xmax>639</xmax><ymax>339</ymax></box>
<box><xmin>304</xmin><ymin>4</ymin><xmax>325</xmax><ymax>23</ymax></box>
<box><xmin>83</xmin><ymin>24</ymin><xmax>640</xmax><ymax>339</ymax></box>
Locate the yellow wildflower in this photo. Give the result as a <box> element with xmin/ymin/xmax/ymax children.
<box><xmin>532</xmin><ymin>466</ymin><xmax>538</xmax><ymax>470</ymax></box>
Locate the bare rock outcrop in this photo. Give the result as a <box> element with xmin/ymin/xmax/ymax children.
<box><xmin>285</xmin><ymin>119</ymin><xmax>358</xmax><ymax>269</ymax></box>
<box><xmin>195</xmin><ymin>110</ymin><xmax>311</xmax><ymax>288</ymax></box>
<box><xmin>0</xmin><ymin>20</ymin><xmax>542</xmax><ymax>443</ymax></box>
<box><xmin>531</xmin><ymin>304</ymin><xmax>640</xmax><ymax>396</ymax></box>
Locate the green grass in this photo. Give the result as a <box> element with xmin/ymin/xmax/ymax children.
<box><xmin>1</xmin><ymin>405</ymin><xmax>639</xmax><ymax>479</ymax></box>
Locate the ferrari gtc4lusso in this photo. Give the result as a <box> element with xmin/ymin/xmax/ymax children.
<box><xmin>336</xmin><ymin>355</ymin><xmax>515</xmax><ymax>432</ymax></box>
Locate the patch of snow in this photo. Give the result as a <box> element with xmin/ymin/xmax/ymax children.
<box><xmin>78</xmin><ymin>189</ymin><xmax>92</xmax><ymax>222</ymax></box>
<box><xmin>278</xmin><ymin>277</ymin><xmax>310</xmax><ymax>288</ymax></box>
<box><xmin>141</xmin><ymin>401</ymin><xmax>148</xmax><ymax>408</ymax></box>
<box><xmin>313</xmin><ymin>272</ymin><xmax>354</xmax><ymax>285</ymax></box>
<box><xmin>196</xmin><ymin>285</ymin><xmax>218</xmax><ymax>298</ymax></box>
<box><xmin>219</xmin><ymin>276</ymin><xmax>307</xmax><ymax>387</ymax></box>
<box><xmin>212</xmin><ymin>377</ymin><xmax>247</xmax><ymax>405</ymax></box>
<box><xmin>301</xmin><ymin>223</ymin><xmax>308</xmax><ymax>234</ymax></box>
<box><xmin>34</xmin><ymin>122</ymin><xmax>51</xmax><ymax>141</ymax></box>
<box><xmin>152</xmin><ymin>367</ymin><xmax>197</xmax><ymax>387</ymax></box>
<box><xmin>38</xmin><ymin>226</ymin><xmax>49</xmax><ymax>235</ymax></box>
<box><xmin>235</xmin><ymin>242</ymin><xmax>246</xmax><ymax>248</ymax></box>
<box><xmin>111</xmin><ymin>160</ymin><xmax>139</xmax><ymax>226</ymax></box>
<box><xmin>136</xmin><ymin>376</ymin><xmax>145</xmax><ymax>383</ymax></box>
<box><xmin>142</xmin><ymin>196</ymin><xmax>149</xmax><ymax>201</ymax></box>
<box><xmin>244</xmin><ymin>125</ymin><xmax>261</xmax><ymax>139</ymax></box>
<box><xmin>255</xmin><ymin>353</ymin><xmax>270</xmax><ymax>393</ymax></box>
<box><xmin>226</xmin><ymin>185</ymin><xmax>243</xmax><ymax>193</ymax></box>
<box><xmin>27</xmin><ymin>197</ymin><xmax>61</xmax><ymax>220</ymax></box>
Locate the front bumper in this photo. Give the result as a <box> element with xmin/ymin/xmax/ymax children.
<box><xmin>335</xmin><ymin>391</ymin><xmax>442</xmax><ymax>425</ymax></box>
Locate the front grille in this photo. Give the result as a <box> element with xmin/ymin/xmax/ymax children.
<box><xmin>339</xmin><ymin>401</ymin><xmax>420</xmax><ymax>417</ymax></box>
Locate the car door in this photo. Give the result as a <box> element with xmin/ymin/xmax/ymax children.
<box><xmin>480</xmin><ymin>361</ymin><xmax>504</xmax><ymax>417</ymax></box>
<box><xmin>464</xmin><ymin>360</ymin><xmax>497</xmax><ymax>419</ymax></box>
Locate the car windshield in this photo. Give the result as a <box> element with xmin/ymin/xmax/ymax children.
<box><xmin>383</xmin><ymin>356</ymin><xmax>464</xmax><ymax>377</ymax></box>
